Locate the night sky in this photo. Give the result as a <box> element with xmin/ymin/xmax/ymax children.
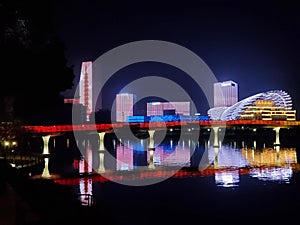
<box><xmin>52</xmin><ymin>0</ymin><xmax>300</xmax><ymax>115</ymax></box>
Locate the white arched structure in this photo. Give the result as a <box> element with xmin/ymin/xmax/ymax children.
<box><xmin>208</xmin><ymin>90</ymin><xmax>293</xmax><ymax>121</ymax></box>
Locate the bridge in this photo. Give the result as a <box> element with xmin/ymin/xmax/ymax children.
<box><xmin>5</xmin><ymin>120</ymin><xmax>298</xmax><ymax>179</ymax></box>
<box><xmin>23</xmin><ymin>119</ymin><xmax>300</xmax><ymax>150</ymax></box>
<box><xmin>22</xmin><ymin>119</ymin><xmax>300</xmax><ymax>133</ymax></box>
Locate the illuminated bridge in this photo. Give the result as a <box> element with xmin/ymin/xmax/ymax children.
<box><xmin>10</xmin><ymin>119</ymin><xmax>299</xmax><ymax>179</ymax></box>
<box><xmin>23</xmin><ymin>120</ymin><xmax>300</xmax><ymax>134</ymax></box>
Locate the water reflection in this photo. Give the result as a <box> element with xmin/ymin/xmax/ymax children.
<box><xmin>66</xmin><ymin>137</ymin><xmax>298</xmax><ymax>187</ymax></box>
<box><xmin>241</xmin><ymin>147</ymin><xmax>297</xmax><ymax>166</ymax></box>
<box><xmin>250</xmin><ymin>167</ymin><xmax>293</xmax><ymax>183</ymax></box>
<box><xmin>215</xmin><ymin>170</ymin><xmax>239</xmax><ymax>187</ymax></box>
<box><xmin>78</xmin><ymin>178</ymin><xmax>93</xmax><ymax>206</ymax></box>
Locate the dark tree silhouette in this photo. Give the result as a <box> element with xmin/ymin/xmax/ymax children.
<box><xmin>0</xmin><ymin>0</ymin><xmax>75</xmax><ymax>124</ymax></box>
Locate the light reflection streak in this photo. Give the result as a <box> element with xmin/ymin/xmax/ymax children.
<box><xmin>79</xmin><ymin>178</ymin><xmax>93</xmax><ymax>206</ymax></box>
<box><xmin>250</xmin><ymin>167</ymin><xmax>293</xmax><ymax>183</ymax></box>
<box><xmin>68</xmin><ymin>137</ymin><xmax>299</xmax><ymax>186</ymax></box>
<box><xmin>215</xmin><ymin>170</ymin><xmax>239</xmax><ymax>187</ymax></box>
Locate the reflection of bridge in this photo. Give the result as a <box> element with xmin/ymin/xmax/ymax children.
<box><xmin>53</xmin><ymin>163</ymin><xmax>300</xmax><ymax>187</ymax></box>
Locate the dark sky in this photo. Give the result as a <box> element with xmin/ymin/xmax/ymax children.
<box><xmin>52</xmin><ymin>0</ymin><xmax>300</xmax><ymax>115</ymax></box>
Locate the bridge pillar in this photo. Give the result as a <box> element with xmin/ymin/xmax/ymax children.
<box><xmin>42</xmin><ymin>135</ymin><xmax>51</xmax><ymax>155</ymax></box>
<box><xmin>97</xmin><ymin>132</ymin><xmax>106</xmax><ymax>173</ymax></box>
<box><xmin>274</xmin><ymin>127</ymin><xmax>281</xmax><ymax>146</ymax></box>
<box><xmin>148</xmin><ymin>149</ymin><xmax>155</xmax><ymax>169</ymax></box>
<box><xmin>42</xmin><ymin>157</ymin><xmax>51</xmax><ymax>178</ymax></box>
<box><xmin>41</xmin><ymin>135</ymin><xmax>51</xmax><ymax>178</ymax></box>
<box><xmin>275</xmin><ymin>145</ymin><xmax>280</xmax><ymax>165</ymax></box>
<box><xmin>214</xmin><ymin>147</ymin><xmax>219</xmax><ymax>168</ymax></box>
<box><xmin>148</xmin><ymin>130</ymin><xmax>155</xmax><ymax>150</ymax></box>
<box><xmin>212</xmin><ymin>127</ymin><xmax>220</xmax><ymax>147</ymax></box>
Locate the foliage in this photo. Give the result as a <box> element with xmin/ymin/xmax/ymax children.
<box><xmin>0</xmin><ymin>0</ymin><xmax>75</xmax><ymax>124</ymax></box>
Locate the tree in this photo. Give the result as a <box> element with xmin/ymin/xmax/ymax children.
<box><xmin>0</xmin><ymin>0</ymin><xmax>75</xmax><ymax>124</ymax></box>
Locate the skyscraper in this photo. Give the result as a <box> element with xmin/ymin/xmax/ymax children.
<box><xmin>214</xmin><ymin>80</ymin><xmax>238</xmax><ymax>107</ymax></box>
<box><xmin>79</xmin><ymin>61</ymin><xmax>93</xmax><ymax>121</ymax></box>
<box><xmin>116</xmin><ymin>93</ymin><xmax>136</xmax><ymax>122</ymax></box>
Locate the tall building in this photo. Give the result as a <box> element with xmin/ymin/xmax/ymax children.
<box><xmin>116</xmin><ymin>93</ymin><xmax>136</xmax><ymax>122</ymax></box>
<box><xmin>214</xmin><ymin>80</ymin><xmax>238</xmax><ymax>107</ymax></box>
<box><xmin>79</xmin><ymin>61</ymin><xmax>93</xmax><ymax>121</ymax></box>
<box><xmin>147</xmin><ymin>102</ymin><xmax>190</xmax><ymax>116</ymax></box>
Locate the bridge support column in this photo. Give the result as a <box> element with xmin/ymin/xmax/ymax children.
<box><xmin>214</xmin><ymin>147</ymin><xmax>219</xmax><ymax>168</ymax></box>
<box><xmin>148</xmin><ymin>149</ymin><xmax>155</xmax><ymax>169</ymax></box>
<box><xmin>212</xmin><ymin>127</ymin><xmax>220</xmax><ymax>148</ymax></box>
<box><xmin>148</xmin><ymin>130</ymin><xmax>155</xmax><ymax>150</ymax></box>
<box><xmin>147</xmin><ymin>130</ymin><xmax>155</xmax><ymax>169</ymax></box>
<box><xmin>97</xmin><ymin>132</ymin><xmax>106</xmax><ymax>173</ymax></box>
<box><xmin>42</xmin><ymin>157</ymin><xmax>51</xmax><ymax>178</ymax></box>
<box><xmin>42</xmin><ymin>135</ymin><xmax>51</xmax><ymax>178</ymax></box>
<box><xmin>275</xmin><ymin>145</ymin><xmax>280</xmax><ymax>165</ymax></box>
<box><xmin>274</xmin><ymin>127</ymin><xmax>281</xmax><ymax>146</ymax></box>
<box><xmin>42</xmin><ymin>135</ymin><xmax>51</xmax><ymax>155</ymax></box>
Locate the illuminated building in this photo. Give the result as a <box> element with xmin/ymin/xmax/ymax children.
<box><xmin>147</xmin><ymin>102</ymin><xmax>190</xmax><ymax>116</ymax></box>
<box><xmin>116</xmin><ymin>93</ymin><xmax>136</xmax><ymax>122</ymax></box>
<box><xmin>214</xmin><ymin>80</ymin><xmax>238</xmax><ymax>107</ymax></box>
<box><xmin>239</xmin><ymin>100</ymin><xmax>296</xmax><ymax>120</ymax></box>
<box><xmin>79</xmin><ymin>61</ymin><xmax>93</xmax><ymax>121</ymax></box>
<box><xmin>208</xmin><ymin>90</ymin><xmax>294</xmax><ymax>121</ymax></box>
<box><xmin>126</xmin><ymin>115</ymin><xmax>210</xmax><ymax>123</ymax></box>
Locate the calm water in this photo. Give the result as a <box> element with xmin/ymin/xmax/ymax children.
<box><xmin>28</xmin><ymin>132</ymin><xmax>300</xmax><ymax>224</ymax></box>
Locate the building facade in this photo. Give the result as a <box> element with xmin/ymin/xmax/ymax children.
<box><xmin>146</xmin><ymin>102</ymin><xmax>190</xmax><ymax>116</ymax></box>
<box><xmin>214</xmin><ymin>80</ymin><xmax>238</xmax><ymax>107</ymax></box>
<box><xmin>208</xmin><ymin>90</ymin><xmax>295</xmax><ymax>121</ymax></box>
<box><xmin>239</xmin><ymin>100</ymin><xmax>296</xmax><ymax>121</ymax></box>
<box><xmin>116</xmin><ymin>93</ymin><xmax>136</xmax><ymax>122</ymax></box>
<box><xmin>79</xmin><ymin>61</ymin><xmax>93</xmax><ymax>121</ymax></box>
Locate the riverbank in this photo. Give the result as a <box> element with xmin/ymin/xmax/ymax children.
<box><xmin>0</xmin><ymin>159</ymin><xmax>119</xmax><ymax>225</ymax></box>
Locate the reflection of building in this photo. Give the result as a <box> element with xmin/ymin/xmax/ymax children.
<box><xmin>79</xmin><ymin>178</ymin><xmax>93</xmax><ymax>206</ymax></box>
<box><xmin>79</xmin><ymin>61</ymin><xmax>93</xmax><ymax>121</ymax></box>
<box><xmin>239</xmin><ymin>100</ymin><xmax>296</xmax><ymax>120</ymax></box>
<box><xmin>150</xmin><ymin>141</ymin><xmax>190</xmax><ymax>167</ymax></box>
<box><xmin>116</xmin><ymin>93</ymin><xmax>136</xmax><ymax>122</ymax></box>
<box><xmin>147</xmin><ymin>102</ymin><xmax>190</xmax><ymax>116</ymax></box>
<box><xmin>214</xmin><ymin>80</ymin><xmax>238</xmax><ymax>107</ymax></box>
<box><xmin>250</xmin><ymin>167</ymin><xmax>293</xmax><ymax>183</ymax></box>
<box><xmin>116</xmin><ymin>142</ymin><xmax>134</xmax><ymax>171</ymax></box>
<box><xmin>208</xmin><ymin>146</ymin><xmax>249</xmax><ymax>168</ymax></box>
<box><xmin>215</xmin><ymin>170</ymin><xmax>239</xmax><ymax>187</ymax></box>
<box><xmin>241</xmin><ymin>147</ymin><xmax>297</xmax><ymax>166</ymax></box>
<box><xmin>208</xmin><ymin>90</ymin><xmax>294</xmax><ymax>121</ymax></box>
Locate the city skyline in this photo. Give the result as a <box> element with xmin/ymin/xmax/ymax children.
<box><xmin>56</xmin><ymin>1</ymin><xmax>300</xmax><ymax>116</ymax></box>
<box><xmin>76</xmin><ymin>66</ymin><xmax>297</xmax><ymax>121</ymax></box>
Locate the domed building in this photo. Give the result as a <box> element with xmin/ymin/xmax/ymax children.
<box><xmin>208</xmin><ymin>90</ymin><xmax>296</xmax><ymax>121</ymax></box>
